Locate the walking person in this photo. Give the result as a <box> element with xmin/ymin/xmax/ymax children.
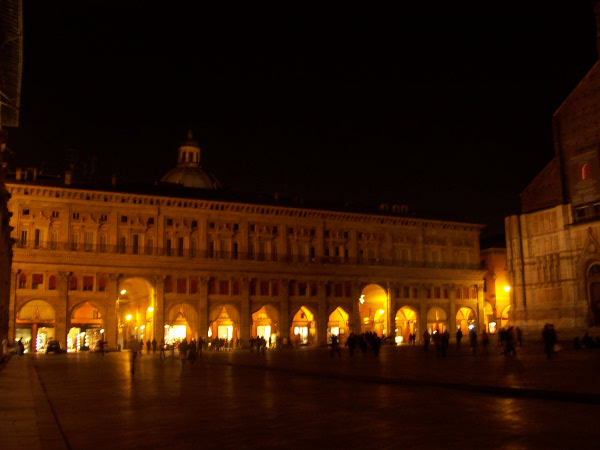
<box><xmin>542</xmin><ymin>323</ymin><xmax>557</xmax><ymax>359</ymax></box>
<box><xmin>469</xmin><ymin>328</ymin><xmax>477</xmax><ymax>355</ymax></box>
<box><xmin>178</xmin><ymin>337</ymin><xmax>189</xmax><ymax>372</ymax></box>
<box><xmin>128</xmin><ymin>336</ymin><xmax>141</xmax><ymax>375</ymax></box>
<box><xmin>441</xmin><ymin>329</ymin><xmax>450</xmax><ymax>357</ymax></box>
<box><xmin>330</xmin><ymin>334</ymin><xmax>341</xmax><ymax>358</ymax></box>
<box><xmin>423</xmin><ymin>330</ymin><xmax>431</xmax><ymax>350</ymax></box>
<box><xmin>146</xmin><ymin>338</ymin><xmax>151</xmax><ymax>355</ymax></box>
<box><xmin>159</xmin><ymin>338</ymin><xmax>166</xmax><ymax>359</ymax></box>
<box><xmin>456</xmin><ymin>328</ymin><xmax>463</xmax><ymax>351</ymax></box>
<box><xmin>345</xmin><ymin>332</ymin><xmax>356</xmax><ymax>357</ymax></box>
<box><xmin>151</xmin><ymin>337</ymin><xmax>157</xmax><ymax>354</ymax></box>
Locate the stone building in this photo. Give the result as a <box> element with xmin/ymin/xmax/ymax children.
<box><xmin>5</xmin><ymin>133</ymin><xmax>487</xmax><ymax>352</ymax></box>
<box><xmin>480</xmin><ymin>247</ymin><xmax>510</xmax><ymax>333</ymax></box>
<box><xmin>505</xmin><ymin>3</ymin><xmax>600</xmax><ymax>336</ymax></box>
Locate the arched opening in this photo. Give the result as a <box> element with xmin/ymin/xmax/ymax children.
<box><xmin>455</xmin><ymin>307</ymin><xmax>476</xmax><ymax>335</ymax></box>
<box><xmin>359</xmin><ymin>284</ymin><xmax>388</xmax><ymax>337</ymax></box>
<box><xmin>483</xmin><ymin>301</ymin><xmax>494</xmax><ymax>332</ymax></box>
<box><xmin>252</xmin><ymin>305</ymin><xmax>279</xmax><ymax>348</ymax></box>
<box><xmin>165</xmin><ymin>303</ymin><xmax>198</xmax><ymax>349</ymax></box>
<box><xmin>117</xmin><ymin>277</ymin><xmax>156</xmax><ymax>351</ymax></box>
<box><xmin>395</xmin><ymin>306</ymin><xmax>418</xmax><ymax>345</ymax></box>
<box><xmin>16</xmin><ymin>300</ymin><xmax>56</xmax><ymax>353</ymax></box>
<box><xmin>327</xmin><ymin>307</ymin><xmax>349</xmax><ymax>345</ymax></box>
<box><xmin>68</xmin><ymin>301</ymin><xmax>104</xmax><ymax>352</ymax></box>
<box><xmin>290</xmin><ymin>306</ymin><xmax>315</xmax><ymax>347</ymax></box>
<box><xmin>427</xmin><ymin>306</ymin><xmax>447</xmax><ymax>335</ymax></box>
<box><xmin>501</xmin><ymin>305</ymin><xmax>511</xmax><ymax>329</ymax></box>
<box><xmin>208</xmin><ymin>305</ymin><xmax>240</xmax><ymax>350</ymax></box>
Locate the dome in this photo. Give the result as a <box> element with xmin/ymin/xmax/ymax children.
<box><xmin>160</xmin><ymin>131</ymin><xmax>221</xmax><ymax>190</ymax></box>
<box><xmin>161</xmin><ymin>166</ymin><xmax>221</xmax><ymax>189</ymax></box>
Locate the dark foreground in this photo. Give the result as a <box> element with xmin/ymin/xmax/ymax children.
<box><xmin>2</xmin><ymin>342</ymin><xmax>600</xmax><ymax>449</ymax></box>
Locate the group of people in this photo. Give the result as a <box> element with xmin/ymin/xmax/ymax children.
<box><xmin>574</xmin><ymin>332</ymin><xmax>600</xmax><ymax>349</ymax></box>
<box><xmin>344</xmin><ymin>331</ymin><xmax>382</xmax><ymax>357</ymax></box>
<box><xmin>422</xmin><ymin>328</ymin><xmax>490</xmax><ymax>356</ymax></box>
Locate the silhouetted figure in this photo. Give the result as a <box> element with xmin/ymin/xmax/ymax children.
<box><xmin>16</xmin><ymin>338</ymin><xmax>24</xmax><ymax>356</ymax></box>
<box><xmin>345</xmin><ymin>333</ymin><xmax>356</xmax><ymax>357</ymax></box>
<box><xmin>469</xmin><ymin>328</ymin><xmax>477</xmax><ymax>355</ymax></box>
<box><xmin>128</xmin><ymin>336</ymin><xmax>141</xmax><ymax>374</ymax></box>
<box><xmin>151</xmin><ymin>338</ymin><xmax>157</xmax><ymax>354</ymax></box>
<box><xmin>159</xmin><ymin>338</ymin><xmax>166</xmax><ymax>359</ymax></box>
<box><xmin>423</xmin><ymin>331</ymin><xmax>431</xmax><ymax>350</ymax></box>
<box><xmin>179</xmin><ymin>338</ymin><xmax>189</xmax><ymax>371</ymax></box>
<box><xmin>330</xmin><ymin>334</ymin><xmax>341</xmax><ymax>358</ymax></box>
<box><xmin>481</xmin><ymin>330</ymin><xmax>489</xmax><ymax>355</ymax></box>
<box><xmin>456</xmin><ymin>329</ymin><xmax>463</xmax><ymax>351</ymax></box>
<box><xmin>146</xmin><ymin>339</ymin><xmax>151</xmax><ymax>355</ymax></box>
<box><xmin>542</xmin><ymin>323</ymin><xmax>557</xmax><ymax>359</ymax></box>
<box><xmin>441</xmin><ymin>330</ymin><xmax>449</xmax><ymax>356</ymax></box>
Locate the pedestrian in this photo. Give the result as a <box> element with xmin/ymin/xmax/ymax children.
<box><xmin>16</xmin><ymin>338</ymin><xmax>24</xmax><ymax>356</ymax></box>
<box><xmin>128</xmin><ymin>336</ymin><xmax>141</xmax><ymax>374</ymax></box>
<box><xmin>99</xmin><ymin>339</ymin><xmax>105</xmax><ymax>356</ymax></box>
<box><xmin>330</xmin><ymin>334</ymin><xmax>341</xmax><ymax>358</ymax></box>
<box><xmin>456</xmin><ymin>328</ymin><xmax>463</xmax><ymax>350</ymax></box>
<box><xmin>345</xmin><ymin>332</ymin><xmax>356</xmax><ymax>357</ymax></box>
<box><xmin>469</xmin><ymin>328</ymin><xmax>477</xmax><ymax>355</ymax></box>
<box><xmin>372</xmin><ymin>334</ymin><xmax>381</xmax><ymax>357</ymax></box>
<box><xmin>542</xmin><ymin>323</ymin><xmax>557</xmax><ymax>359</ymax></box>
<box><xmin>423</xmin><ymin>330</ymin><xmax>431</xmax><ymax>350</ymax></box>
<box><xmin>159</xmin><ymin>338</ymin><xmax>166</xmax><ymax>359</ymax></box>
<box><xmin>146</xmin><ymin>339</ymin><xmax>151</xmax><ymax>355</ymax></box>
<box><xmin>139</xmin><ymin>339</ymin><xmax>144</xmax><ymax>354</ymax></box>
<box><xmin>152</xmin><ymin>337</ymin><xmax>157</xmax><ymax>354</ymax></box>
<box><xmin>481</xmin><ymin>330</ymin><xmax>489</xmax><ymax>355</ymax></box>
<box><xmin>441</xmin><ymin>329</ymin><xmax>449</xmax><ymax>357</ymax></box>
<box><xmin>178</xmin><ymin>337</ymin><xmax>189</xmax><ymax>371</ymax></box>
<box><xmin>188</xmin><ymin>339</ymin><xmax>197</xmax><ymax>364</ymax></box>
<box><xmin>432</xmin><ymin>330</ymin><xmax>442</xmax><ymax>355</ymax></box>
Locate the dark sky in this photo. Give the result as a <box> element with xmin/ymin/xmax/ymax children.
<box><xmin>6</xmin><ymin>1</ymin><xmax>600</xmax><ymax>238</ymax></box>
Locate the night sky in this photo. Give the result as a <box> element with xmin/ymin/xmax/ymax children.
<box><xmin>5</xmin><ymin>2</ymin><xmax>600</xmax><ymax>239</ymax></box>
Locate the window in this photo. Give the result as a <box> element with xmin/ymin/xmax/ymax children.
<box><xmin>177</xmin><ymin>278</ymin><xmax>187</xmax><ymax>294</ymax></box>
<box><xmin>298</xmin><ymin>282</ymin><xmax>307</xmax><ymax>296</ymax></box>
<box><xmin>98</xmin><ymin>278</ymin><xmax>106</xmax><ymax>292</ymax></box>
<box><xmin>83</xmin><ymin>276</ymin><xmax>94</xmax><ymax>291</ymax></box>
<box><xmin>272</xmin><ymin>281</ymin><xmax>279</xmax><ymax>296</ymax></box>
<box><xmin>403</xmin><ymin>286</ymin><xmax>410</xmax><ymax>298</ymax></box>
<box><xmin>191</xmin><ymin>220</ymin><xmax>198</xmax><ymax>229</ymax></box>
<box><xmin>233</xmin><ymin>280</ymin><xmax>240</xmax><ymax>295</ymax></box>
<box><xmin>220</xmin><ymin>280</ymin><xmax>229</xmax><ymax>295</ymax></box>
<box><xmin>71</xmin><ymin>232</ymin><xmax>78</xmax><ymax>251</ymax></box>
<box><xmin>166</xmin><ymin>238</ymin><xmax>172</xmax><ymax>256</ymax></box>
<box><xmin>434</xmin><ymin>287</ymin><xmax>441</xmax><ymax>298</ymax></box>
<box><xmin>260</xmin><ymin>281</ymin><xmax>269</xmax><ymax>296</ymax></box>
<box><xmin>344</xmin><ymin>282</ymin><xmax>351</xmax><ymax>297</ymax></box>
<box><xmin>49</xmin><ymin>276</ymin><xmax>57</xmax><ymax>290</ymax></box>
<box><xmin>32</xmin><ymin>274</ymin><xmax>43</xmax><ymax>289</ymax></box>
<box><xmin>177</xmin><ymin>237</ymin><xmax>184</xmax><ymax>257</ymax></box>
<box><xmin>99</xmin><ymin>234</ymin><xmax>107</xmax><ymax>253</ymax></box>
<box><xmin>165</xmin><ymin>277</ymin><xmax>173</xmax><ymax>293</ymax></box>
<box><xmin>72</xmin><ymin>212</ymin><xmax>79</xmax><ymax>220</ymax></box>
<box><xmin>20</xmin><ymin>230</ymin><xmax>27</xmax><ymax>247</ymax></box>
<box><xmin>22</xmin><ymin>209</ymin><xmax>30</xmax><ymax>216</ymax></box>
<box><xmin>208</xmin><ymin>279</ymin><xmax>216</xmax><ymax>295</ymax></box>
<box><xmin>120</xmin><ymin>215</ymin><xmax>128</xmax><ymax>223</ymax></box>
<box><xmin>34</xmin><ymin>229</ymin><xmax>41</xmax><ymax>248</ymax></box>
<box><xmin>232</xmin><ymin>242</ymin><xmax>238</xmax><ymax>260</ymax></box>
<box><xmin>463</xmin><ymin>287</ymin><xmax>469</xmax><ymax>299</ymax></box>
<box><xmin>334</xmin><ymin>283</ymin><xmax>343</xmax><ymax>297</ymax></box>
<box><xmin>119</xmin><ymin>236</ymin><xmax>126</xmax><ymax>254</ymax></box>
<box><xmin>208</xmin><ymin>240</ymin><xmax>214</xmax><ymax>258</ymax></box>
<box><xmin>70</xmin><ymin>276</ymin><xmax>78</xmax><ymax>291</ymax></box>
<box><xmin>18</xmin><ymin>273</ymin><xmax>26</xmax><ymax>289</ymax></box>
<box><xmin>166</xmin><ymin>219</ymin><xmax>173</xmax><ymax>226</ymax></box>
<box><xmin>250</xmin><ymin>280</ymin><xmax>257</xmax><ymax>295</ymax></box>
<box><xmin>148</xmin><ymin>217</ymin><xmax>154</xmax><ymax>225</ymax></box>
<box><xmin>209</xmin><ymin>222</ymin><xmax>215</xmax><ymax>229</ymax></box>
<box><xmin>84</xmin><ymin>231</ymin><xmax>94</xmax><ymax>251</ymax></box>
<box><xmin>190</xmin><ymin>279</ymin><xmax>198</xmax><ymax>294</ymax></box>
<box><xmin>100</xmin><ymin>214</ymin><xmax>107</xmax><ymax>222</ymax></box>
<box><xmin>51</xmin><ymin>211</ymin><xmax>59</xmax><ymax>218</ymax></box>
<box><xmin>49</xmin><ymin>230</ymin><xmax>58</xmax><ymax>250</ymax></box>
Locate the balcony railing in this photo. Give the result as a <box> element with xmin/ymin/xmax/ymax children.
<box><xmin>13</xmin><ymin>242</ymin><xmax>481</xmax><ymax>271</ymax></box>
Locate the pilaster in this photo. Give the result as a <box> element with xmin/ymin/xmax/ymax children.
<box><xmin>56</xmin><ymin>271</ymin><xmax>70</xmax><ymax>349</ymax></box>
<box><xmin>317</xmin><ymin>281</ymin><xmax>327</xmax><ymax>346</ymax></box>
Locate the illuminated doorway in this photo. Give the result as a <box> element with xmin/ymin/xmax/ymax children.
<box><xmin>327</xmin><ymin>307</ymin><xmax>349</xmax><ymax>345</ymax></box>
<box><xmin>456</xmin><ymin>307</ymin><xmax>475</xmax><ymax>335</ymax></box>
<box><xmin>16</xmin><ymin>299</ymin><xmax>56</xmax><ymax>353</ymax></box>
<box><xmin>252</xmin><ymin>305</ymin><xmax>278</xmax><ymax>347</ymax></box>
<box><xmin>291</xmin><ymin>306</ymin><xmax>314</xmax><ymax>346</ymax></box>
<box><xmin>358</xmin><ymin>284</ymin><xmax>388</xmax><ymax>337</ymax></box>
<box><xmin>395</xmin><ymin>306</ymin><xmax>417</xmax><ymax>345</ymax></box>
<box><xmin>166</xmin><ymin>303</ymin><xmax>197</xmax><ymax>345</ymax></box>
<box><xmin>208</xmin><ymin>305</ymin><xmax>239</xmax><ymax>349</ymax></box>
<box><xmin>69</xmin><ymin>302</ymin><xmax>104</xmax><ymax>352</ymax></box>
<box><xmin>427</xmin><ymin>306</ymin><xmax>447</xmax><ymax>334</ymax></box>
<box><xmin>501</xmin><ymin>305</ymin><xmax>511</xmax><ymax>329</ymax></box>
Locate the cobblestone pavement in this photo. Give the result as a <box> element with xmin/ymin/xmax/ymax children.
<box><xmin>2</xmin><ymin>342</ymin><xmax>600</xmax><ymax>449</ymax></box>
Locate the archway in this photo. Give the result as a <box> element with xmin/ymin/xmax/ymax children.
<box><xmin>483</xmin><ymin>301</ymin><xmax>494</xmax><ymax>332</ymax></box>
<box><xmin>252</xmin><ymin>305</ymin><xmax>279</xmax><ymax>347</ymax></box>
<box><xmin>359</xmin><ymin>284</ymin><xmax>388</xmax><ymax>337</ymax></box>
<box><xmin>16</xmin><ymin>300</ymin><xmax>56</xmax><ymax>353</ymax></box>
<box><xmin>208</xmin><ymin>305</ymin><xmax>240</xmax><ymax>350</ymax></box>
<box><xmin>327</xmin><ymin>307</ymin><xmax>349</xmax><ymax>345</ymax></box>
<box><xmin>501</xmin><ymin>305</ymin><xmax>511</xmax><ymax>329</ymax></box>
<box><xmin>290</xmin><ymin>306</ymin><xmax>315</xmax><ymax>347</ymax></box>
<box><xmin>455</xmin><ymin>307</ymin><xmax>476</xmax><ymax>335</ymax></box>
<box><xmin>117</xmin><ymin>277</ymin><xmax>156</xmax><ymax>351</ymax></box>
<box><xmin>68</xmin><ymin>301</ymin><xmax>104</xmax><ymax>352</ymax></box>
<box><xmin>166</xmin><ymin>302</ymin><xmax>199</xmax><ymax>347</ymax></box>
<box><xmin>427</xmin><ymin>306</ymin><xmax>447</xmax><ymax>335</ymax></box>
<box><xmin>395</xmin><ymin>306</ymin><xmax>418</xmax><ymax>345</ymax></box>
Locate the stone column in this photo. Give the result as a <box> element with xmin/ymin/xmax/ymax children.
<box><xmin>353</xmin><ymin>281</ymin><xmax>362</xmax><ymax>335</ymax></box>
<box><xmin>7</xmin><ymin>269</ymin><xmax>19</xmax><ymax>341</ymax></box>
<box><xmin>476</xmin><ymin>283</ymin><xmax>485</xmax><ymax>331</ymax></box>
<box><xmin>154</xmin><ymin>275</ymin><xmax>165</xmax><ymax>343</ymax></box>
<box><xmin>317</xmin><ymin>281</ymin><xmax>327</xmax><ymax>346</ymax></box>
<box><xmin>385</xmin><ymin>283</ymin><xmax>393</xmax><ymax>339</ymax></box>
<box><xmin>106</xmin><ymin>274</ymin><xmax>119</xmax><ymax>350</ymax></box>
<box><xmin>240</xmin><ymin>278</ymin><xmax>251</xmax><ymax>347</ymax></box>
<box><xmin>56</xmin><ymin>271</ymin><xmax>70</xmax><ymax>350</ymax></box>
<box><xmin>198</xmin><ymin>277</ymin><xmax>209</xmax><ymax>340</ymax></box>
<box><xmin>418</xmin><ymin>286</ymin><xmax>427</xmax><ymax>342</ymax></box>
<box><xmin>280</xmin><ymin>279</ymin><xmax>290</xmax><ymax>346</ymax></box>
<box><xmin>449</xmin><ymin>285</ymin><xmax>457</xmax><ymax>338</ymax></box>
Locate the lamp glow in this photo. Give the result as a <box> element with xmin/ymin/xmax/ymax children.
<box><xmin>504</xmin><ymin>286</ymin><xmax>511</xmax><ymax>292</ymax></box>
<box><xmin>126</xmin><ymin>314</ymin><xmax>132</xmax><ymax>321</ymax></box>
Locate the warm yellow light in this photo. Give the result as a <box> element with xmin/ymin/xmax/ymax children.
<box><xmin>504</xmin><ymin>286</ymin><xmax>511</xmax><ymax>292</ymax></box>
<box><xmin>120</xmin><ymin>289</ymin><xmax>127</xmax><ymax>295</ymax></box>
<box><xmin>147</xmin><ymin>307</ymin><xmax>154</xmax><ymax>312</ymax></box>
<box><xmin>126</xmin><ymin>314</ymin><xmax>132</xmax><ymax>321</ymax></box>
<box><xmin>140</xmin><ymin>325</ymin><xmax>145</xmax><ymax>330</ymax></box>
<box><xmin>359</xmin><ymin>295</ymin><xmax>365</xmax><ymax>304</ymax></box>
<box><xmin>378</xmin><ymin>309</ymin><xmax>384</xmax><ymax>315</ymax></box>
<box><xmin>100</xmin><ymin>329</ymin><xmax>104</xmax><ymax>334</ymax></box>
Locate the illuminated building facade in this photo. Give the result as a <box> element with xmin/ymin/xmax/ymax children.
<box><xmin>5</xmin><ymin>134</ymin><xmax>487</xmax><ymax>352</ymax></box>
<box><xmin>481</xmin><ymin>247</ymin><xmax>510</xmax><ymax>333</ymax></box>
<box><xmin>505</xmin><ymin>3</ymin><xmax>600</xmax><ymax>335</ymax></box>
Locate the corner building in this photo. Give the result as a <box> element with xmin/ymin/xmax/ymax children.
<box><xmin>6</xmin><ymin>135</ymin><xmax>486</xmax><ymax>352</ymax></box>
